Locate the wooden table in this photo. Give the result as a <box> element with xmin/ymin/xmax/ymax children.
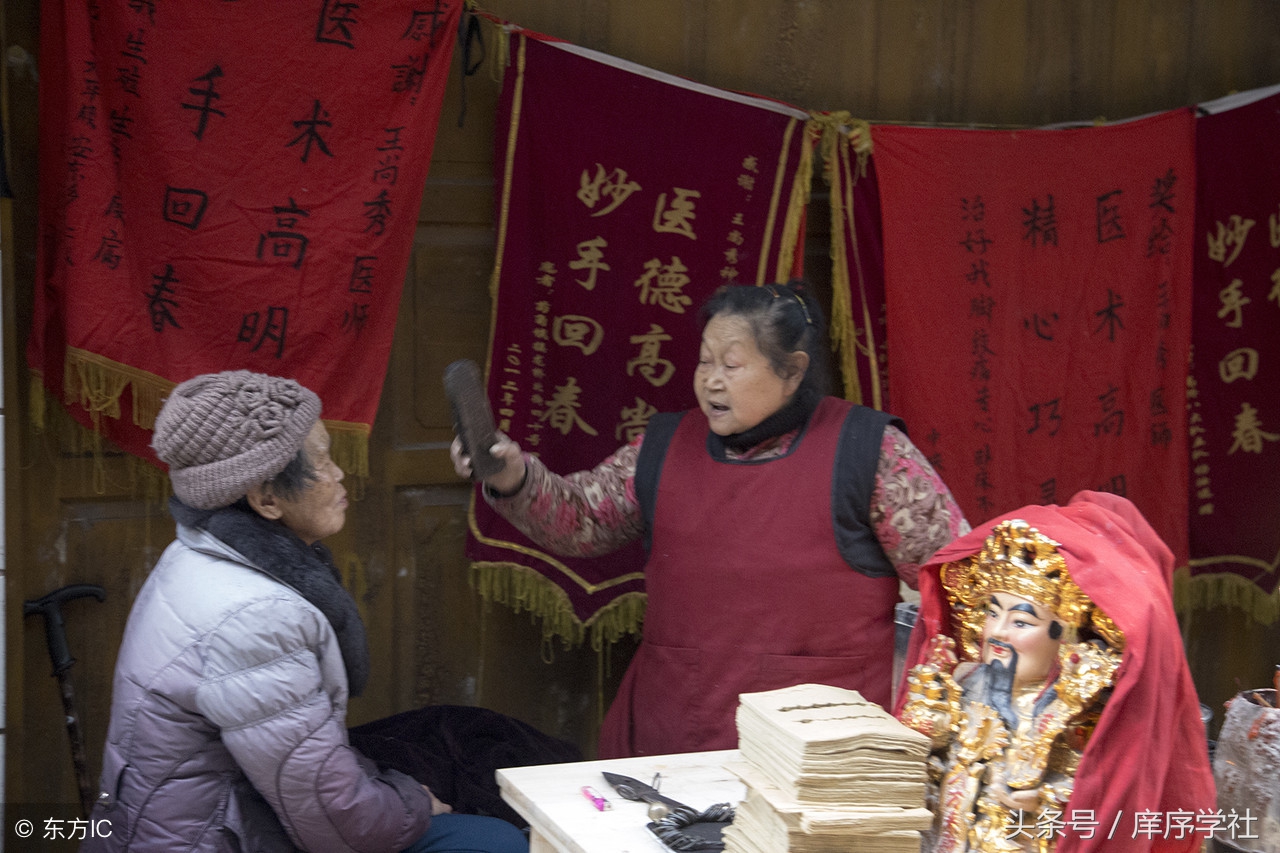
<box><xmin>496</xmin><ymin>749</ymin><xmax>745</xmax><ymax>853</ymax></box>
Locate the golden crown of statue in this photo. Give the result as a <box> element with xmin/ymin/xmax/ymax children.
<box><xmin>941</xmin><ymin>519</ymin><xmax>1122</xmax><ymax>659</ymax></box>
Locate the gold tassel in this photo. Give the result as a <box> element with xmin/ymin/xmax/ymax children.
<box><xmin>773</xmin><ymin>120</ymin><xmax>816</xmax><ymax>284</ymax></box>
<box><xmin>483</xmin><ymin>15</ymin><xmax>511</xmax><ymax>82</ymax></box>
<box><xmin>812</xmin><ymin>111</ymin><xmax>867</xmax><ymax>405</ymax></box>
<box><xmin>63</xmin><ymin>347</ymin><xmax>179</xmax><ymax>431</ymax></box>
<box><xmin>488</xmin><ymin>30</ymin><xmax>527</xmax><ymax>309</ymax></box>
<box><xmin>469</xmin><ymin>560</ymin><xmax>647</xmax><ymax>649</ymax></box>
<box><xmin>126</xmin><ymin>456</ymin><xmax>173</xmax><ymax>550</ymax></box>
<box><xmin>29</xmin><ymin>369</ymin><xmax>47</xmax><ymax>432</ymax></box>
<box><xmin>831</xmin><ymin>152</ymin><xmax>863</xmax><ymax>403</ymax></box>
<box><xmin>334</xmin><ymin>550</ymin><xmax>371</xmax><ymax>618</ymax></box>
<box><xmin>66</xmin><ymin>352</ymin><xmax>130</xmax><ymax>425</ymax></box>
<box><xmin>42</xmin><ymin>350</ymin><xmax>376</xmax><ymax>498</ymax></box>
<box><xmin>843</xmin><ymin>119</ymin><xmax>884</xmax><ymax>410</ymax></box>
<box><xmin>62</xmin><ymin>354</ymin><xmax>128</xmax><ymax>493</ymax></box>
<box><xmin>326</xmin><ymin>420</ymin><xmax>371</xmax><ymax>499</ymax></box>
<box><xmin>470</xmin><ymin>560</ymin><xmax>584</xmax><ymax>646</ymax></box>
<box><xmin>587</xmin><ymin>591</ymin><xmax>647</xmax><ymax>653</ymax></box>
<box><xmin>846</xmin><ymin>118</ymin><xmax>873</xmax><ymax>180</ymax></box>
<box><xmin>36</xmin><ymin>388</ymin><xmax>96</xmax><ymax>454</ymax></box>
<box><xmin>1174</xmin><ymin>567</ymin><xmax>1279</xmax><ymax>625</ymax></box>
<box><xmin>130</xmin><ymin>373</ymin><xmax>173</xmax><ymax>431</ymax></box>
<box><xmin>126</xmin><ymin>455</ymin><xmax>170</xmax><ymax>506</ymax></box>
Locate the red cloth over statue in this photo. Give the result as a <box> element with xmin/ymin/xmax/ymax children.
<box><xmin>898</xmin><ymin>491</ymin><xmax>1215</xmax><ymax>853</ymax></box>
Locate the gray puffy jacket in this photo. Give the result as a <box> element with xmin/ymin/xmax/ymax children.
<box><xmin>83</xmin><ymin>524</ymin><xmax>432</xmax><ymax>852</ymax></box>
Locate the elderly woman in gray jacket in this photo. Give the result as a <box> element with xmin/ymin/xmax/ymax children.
<box><xmin>84</xmin><ymin>370</ymin><xmax>527</xmax><ymax>853</ymax></box>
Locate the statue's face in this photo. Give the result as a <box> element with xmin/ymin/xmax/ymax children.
<box><xmin>981</xmin><ymin>591</ymin><xmax>1061</xmax><ymax>689</ymax></box>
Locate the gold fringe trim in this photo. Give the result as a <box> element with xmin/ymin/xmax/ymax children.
<box><xmin>334</xmin><ymin>549</ymin><xmax>372</xmax><ymax>621</ymax></box>
<box><xmin>773</xmin><ymin>120</ymin><xmax>815</xmax><ymax>284</ymax></box>
<box><xmin>469</xmin><ymin>560</ymin><xmax>646</xmax><ymax>652</ymax></box>
<box><xmin>33</xmin><ymin>352</ymin><xmax>373</xmax><ymax>488</ymax></box>
<box><xmin>326</xmin><ymin>420</ymin><xmax>371</xmax><ymax>475</ymax></box>
<box><xmin>587</xmin><ymin>590</ymin><xmax>647</xmax><ymax>651</ymax></box>
<box><xmin>29</xmin><ymin>369</ymin><xmax>47</xmax><ymax>432</ymax></box>
<box><xmin>480</xmin><ymin>14</ymin><xmax>511</xmax><ymax>83</ymax></box>
<box><xmin>812</xmin><ymin>112</ymin><xmax>875</xmax><ymax>405</ymax></box>
<box><xmin>327</xmin><ymin>420</ymin><xmax>371</xmax><ymax>499</ymax></box>
<box><xmin>488</xmin><ymin>30</ymin><xmax>526</xmax><ymax>313</ymax></box>
<box><xmin>64</xmin><ymin>346</ymin><xmax>175</xmax><ymax>431</ymax></box>
<box><xmin>126</xmin><ymin>455</ymin><xmax>173</xmax><ymax>542</ymax></box>
<box><xmin>843</xmin><ymin>118</ymin><xmax>883</xmax><ymax>410</ymax></box>
<box><xmin>28</xmin><ymin>376</ymin><xmax>104</xmax><ymax>455</ymax></box>
<box><xmin>126</xmin><ymin>455</ymin><xmax>171</xmax><ymax>504</ymax></box>
<box><xmin>845</xmin><ymin>118</ymin><xmax>873</xmax><ymax>177</ymax></box>
<box><xmin>25</xmin><ymin>379</ymin><xmax>175</xmax><ymax>504</ymax></box>
<box><xmin>1174</xmin><ymin>566</ymin><xmax>1279</xmax><ymax>625</ymax></box>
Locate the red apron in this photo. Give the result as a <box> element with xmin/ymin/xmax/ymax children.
<box><xmin>599</xmin><ymin>398</ymin><xmax>901</xmax><ymax>757</ymax></box>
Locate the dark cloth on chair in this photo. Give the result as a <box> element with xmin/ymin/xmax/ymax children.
<box><xmin>350</xmin><ymin>705</ymin><xmax>584</xmax><ymax>829</ymax></box>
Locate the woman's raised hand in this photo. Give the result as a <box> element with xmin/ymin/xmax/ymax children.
<box><xmin>450</xmin><ymin>432</ymin><xmax>527</xmax><ymax>495</ymax></box>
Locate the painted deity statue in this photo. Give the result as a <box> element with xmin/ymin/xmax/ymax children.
<box><xmin>899</xmin><ymin>519</ymin><xmax>1125</xmax><ymax>853</ymax></box>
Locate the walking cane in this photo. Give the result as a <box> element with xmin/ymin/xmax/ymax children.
<box><xmin>24</xmin><ymin>583</ymin><xmax>107</xmax><ymax>818</ymax></box>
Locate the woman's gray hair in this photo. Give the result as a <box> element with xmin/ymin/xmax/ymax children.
<box><xmin>264</xmin><ymin>446</ymin><xmax>318</xmax><ymax>500</ymax></box>
<box><xmin>699</xmin><ymin>280</ymin><xmax>831</xmax><ymax>397</ymax></box>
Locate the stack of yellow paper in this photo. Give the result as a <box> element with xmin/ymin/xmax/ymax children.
<box><xmin>722</xmin><ymin>683</ymin><xmax>933</xmax><ymax>853</ymax></box>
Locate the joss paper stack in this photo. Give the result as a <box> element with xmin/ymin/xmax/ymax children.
<box><xmin>722</xmin><ymin>683</ymin><xmax>933</xmax><ymax>853</ymax></box>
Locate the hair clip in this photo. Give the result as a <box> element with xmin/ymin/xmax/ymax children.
<box><xmin>793</xmin><ymin>292</ymin><xmax>814</xmax><ymax>326</ymax></box>
<box><xmin>770</xmin><ymin>284</ymin><xmax>815</xmax><ymax>327</ymax></box>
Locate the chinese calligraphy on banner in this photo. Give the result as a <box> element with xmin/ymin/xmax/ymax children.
<box><xmin>1185</xmin><ymin>86</ymin><xmax>1280</xmax><ymax>621</ymax></box>
<box><xmin>470</xmin><ymin>30</ymin><xmax>812</xmax><ymax>644</ymax></box>
<box><xmin>30</xmin><ymin>0</ymin><xmax>460</xmax><ymax>473</ymax></box>
<box><xmin>873</xmin><ymin>109</ymin><xmax>1196</xmax><ymax>567</ymax></box>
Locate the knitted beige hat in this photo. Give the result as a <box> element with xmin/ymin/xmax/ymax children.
<box><xmin>152</xmin><ymin>370</ymin><xmax>321</xmax><ymax>510</ymax></box>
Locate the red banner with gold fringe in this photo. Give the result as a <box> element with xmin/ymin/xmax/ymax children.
<box><xmin>470</xmin><ymin>30</ymin><xmax>812</xmax><ymax>644</ymax></box>
<box><xmin>1183</xmin><ymin>86</ymin><xmax>1280</xmax><ymax>621</ymax></box>
<box><xmin>30</xmin><ymin>0</ymin><xmax>461</xmax><ymax>474</ymax></box>
<box><xmin>874</xmin><ymin>109</ymin><xmax>1196</xmax><ymax>567</ymax></box>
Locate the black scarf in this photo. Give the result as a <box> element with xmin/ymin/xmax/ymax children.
<box><xmin>168</xmin><ymin>497</ymin><xmax>371</xmax><ymax>697</ymax></box>
<box><xmin>711</xmin><ymin>385</ymin><xmax>822</xmax><ymax>454</ymax></box>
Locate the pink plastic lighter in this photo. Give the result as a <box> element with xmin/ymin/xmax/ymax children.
<box><xmin>581</xmin><ymin>785</ymin><xmax>611</xmax><ymax>811</ymax></box>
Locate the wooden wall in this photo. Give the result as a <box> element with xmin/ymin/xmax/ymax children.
<box><xmin>5</xmin><ymin>0</ymin><xmax>1280</xmax><ymax>816</ymax></box>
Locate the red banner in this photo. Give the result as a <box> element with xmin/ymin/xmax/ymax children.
<box><xmin>470</xmin><ymin>31</ymin><xmax>812</xmax><ymax>642</ymax></box>
<box><xmin>1184</xmin><ymin>86</ymin><xmax>1280</xmax><ymax>620</ymax></box>
<box><xmin>874</xmin><ymin>110</ymin><xmax>1196</xmax><ymax>566</ymax></box>
<box><xmin>31</xmin><ymin>0</ymin><xmax>461</xmax><ymax>472</ymax></box>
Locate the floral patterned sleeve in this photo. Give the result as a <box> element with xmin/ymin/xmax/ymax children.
<box><xmin>483</xmin><ymin>435</ymin><xmax>647</xmax><ymax>558</ymax></box>
<box><xmin>870</xmin><ymin>424</ymin><xmax>971</xmax><ymax>590</ymax></box>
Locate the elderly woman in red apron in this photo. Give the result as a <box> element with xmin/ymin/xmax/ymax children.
<box><xmin>454</xmin><ymin>281</ymin><xmax>970</xmax><ymax>758</ymax></box>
